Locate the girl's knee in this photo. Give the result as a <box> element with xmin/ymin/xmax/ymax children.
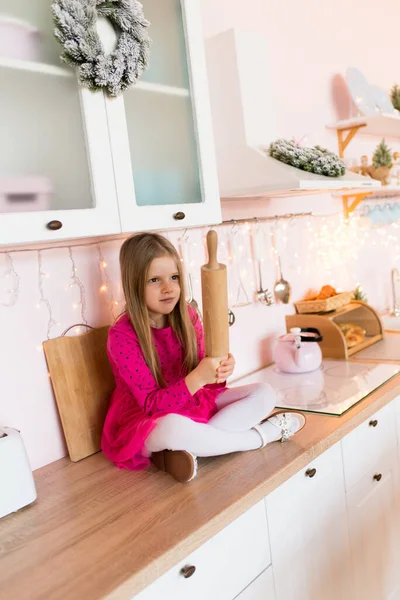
<box><xmin>146</xmin><ymin>413</ymin><xmax>193</xmax><ymax>452</ymax></box>
<box><xmin>252</xmin><ymin>382</ymin><xmax>276</xmax><ymax>413</ymax></box>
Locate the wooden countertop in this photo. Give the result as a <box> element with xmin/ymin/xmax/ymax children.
<box><xmin>1</xmin><ymin>360</ymin><xmax>400</xmax><ymax>600</ymax></box>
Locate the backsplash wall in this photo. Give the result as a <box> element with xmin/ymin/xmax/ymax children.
<box><xmin>1</xmin><ymin>213</ymin><xmax>399</xmax><ymax>470</ymax></box>
<box><xmin>1</xmin><ymin>0</ymin><xmax>400</xmax><ymax>470</ymax></box>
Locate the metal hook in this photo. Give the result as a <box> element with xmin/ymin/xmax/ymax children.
<box><xmin>180</xmin><ymin>228</ymin><xmax>188</xmax><ymax>241</ymax></box>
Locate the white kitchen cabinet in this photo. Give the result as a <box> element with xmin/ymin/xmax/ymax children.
<box><xmin>234</xmin><ymin>567</ymin><xmax>276</xmax><ymax>600</ymax></box>
<box><xmin>132</xmin><ymin>500</ymin><xmax>271</xmax><ymax>600</ymax></box>
<box><xmin>346</xmin><ymin>455</ymin><xmax>400</xmax><ymax>600</ymax></box>
<box><xmin>341</xmin><ymin>403</ymin><xmax>398</xmax><ymax>492</ymax></box>
<box><xmin>0</xmin><ymin>1</ymin><xmax>120</xmax><ymax>245</ymax></box>
<box><xmin>105</xmin><ymin>0</ymin><xmax>221</xmax><ymax>233</ymax></box>
<box><xmin>0</xmin><ymin>0</ymin><xmax>221</xmax><ymax>246</ymax></box>
<box><xmin>266</xmin><ymin>443</ymin><xmax>353</xmax><ymax>600</ymax></box>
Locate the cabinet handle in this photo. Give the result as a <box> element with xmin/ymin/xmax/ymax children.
<box><xmin>173</xmin><ymin>211</ymin><xmax>186</xmax><ymax>221</ymax></box>
<box><xmin>46</xmin><ymin>220</ymin><xmax>63</xmax><ymax>231</ymax></box>
<box><xmin>305</xmin><ymin>468</ymin><xmax>317</xmax><ymax>478</ymax></box>
<box><xmin>369</xmin><ymin>419</ymin><xmax>378</xmax><ymax>427</ymax></box>
<box><xmin>373</xmin><ymin>473</ymin><xmax>382</xmax><ymax>482</ymax></box>
<box><xmin>180</xmin><ymin>565</ymin><xmax>196</xmax><ymax>579</ymax></box>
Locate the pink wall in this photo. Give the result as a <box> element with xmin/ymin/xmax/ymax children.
<box><xmin>1</xmin><ymin>0</ymin><xmax>400</xmax><ymax>471</ymax></box>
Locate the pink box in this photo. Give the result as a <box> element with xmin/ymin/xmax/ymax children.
<box><xmin>0</xmin><ymin>16</ymin><xmax>41</xmax><ymax>62</ymax></box>
<box><xmin>0</xmin><ymin>177</ymin><xmax>52</xmax><ymax>213</ymax></box>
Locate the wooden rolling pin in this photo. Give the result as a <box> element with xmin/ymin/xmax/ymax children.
<box><xmin>201</xmin><ymin>230</ymin><xmax>229</xmax><ymax>357</ymax></box>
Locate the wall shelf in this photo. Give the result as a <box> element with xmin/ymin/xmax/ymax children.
<box><xmin>129</xmin><ymin>81</ymin><xmax>190</xmax><ymax>97</ymax></box>
<box><xmin>327</xmin><ymin>114</ymin><xmax>400</xmax><ymax>157</ymax></box>
<box><xmin>0</xmin><ymin>56</ymin><xmax>72</xmax><ymax>77</ymax></box>
<box><xmin>0</xmin><ymin>57</ymin><xmax>190</xmax><ymax>97</ymax></box>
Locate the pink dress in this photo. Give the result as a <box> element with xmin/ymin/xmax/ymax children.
<box><xmin>101</xmin><ymin>307</ymin><xmax>225</xmax><ymax>470</ymax></box>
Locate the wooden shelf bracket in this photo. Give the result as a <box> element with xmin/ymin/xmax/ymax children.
<box><xmin>336</xmin><ymin>123</ymin><xmax>367</xmax><ymax>157</ymax></box>
<box><xmin>341</xmin><ymin>191</ymin><xmax>372</xmax><ymax>221</ymax></box>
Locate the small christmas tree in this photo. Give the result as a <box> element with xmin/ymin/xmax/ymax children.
<box><xmin>373</xmin><ymin>139</ymin><xmax>393</xmax><ymax>169</ymax></box>
<box><xmin>353</xmin><ymin>285</ymin><xmax>367</xmax><ymax>302</ymax></box>
<box><xmin>391</xmin><ymin>84</ymin><xmax>400</xmax><ymax>111</ymax></box>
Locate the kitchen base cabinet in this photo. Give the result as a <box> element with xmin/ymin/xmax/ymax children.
<box><xmin>132</xmin><ymin>500</ymin><xmax>271</xmax><ymax>600</ymax></box>
<box><xmin>266</xmin><ymin>443</ymin><xmax>353</xmax><ymax>600</ymax></box>
<box><xmin>234</xmin><ymin>567</ymin><xmax>276</xmax><ymax>600</ymax></box>
<box><xmin>346</xmin><ymin>456</ymin><xmax>400</xmax><ymax>600</ymax></box>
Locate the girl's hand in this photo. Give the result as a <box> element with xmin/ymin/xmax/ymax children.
<box><xmin>194</xmin><ymin>356</ymin><xmax>228</xmax><ymax>386</ymax></box>
<box><xmin>216</xmin><ymin>353</ymin><xmax>235</xmax><ymax>383</ymax></box>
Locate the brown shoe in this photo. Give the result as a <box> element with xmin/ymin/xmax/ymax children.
<box><xmin>151</xmin><ymin>450</ymin><xmax>198</xmax><ymax>483</ymax></box>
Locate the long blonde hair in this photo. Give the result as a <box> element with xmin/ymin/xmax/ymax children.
<box><xmin>119</xmin><ymin>232</ymin><xmax>199</xmax><ymax>386</ymax></box>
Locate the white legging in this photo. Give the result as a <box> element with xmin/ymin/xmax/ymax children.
<box><xmin>145</xmin><ymin>382</ymin><xmax>276</xmax><ymax>457</ymax></box>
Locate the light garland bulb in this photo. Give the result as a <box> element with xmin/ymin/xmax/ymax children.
<box><xmin>100</xmin><ymin>285</ymin><xmax>107</xmax><ymax>293</ymax></box>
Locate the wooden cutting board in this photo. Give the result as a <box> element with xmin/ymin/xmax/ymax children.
<box><xmin>43</xmin><ymin>326</ymin><xmax>115</xmax><ymax>462</ymax></box>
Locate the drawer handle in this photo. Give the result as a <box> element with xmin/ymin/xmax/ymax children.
<box><xmin>373</xmin><ymin>473</ymin><xmax>382</xmax><ymax>482</ymax></box>
<box><xmin>180</xmin><ymin>565</ymin><xmax>196</xmax><ymax>579</ymax></box>
<box><xmin>173</xmin><ymin>211</ymin><xmax>186</xmax><ymax>221</ymax></box>
<box><xmin>369</xmin><ymin>419</ymin><xmax>378</xmax><ymax>427</ymax></box>
<box><xmin>46</xmin><ymin>220</ymin><xmax>63</xmax><ymax>231</ymax></box>
<box><xmin>305</xmin><ymin>468</ymin><xmax>317</xmax><ymax>478</ymax></box>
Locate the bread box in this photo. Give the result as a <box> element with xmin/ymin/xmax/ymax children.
<box><xmin>286</xmin><ymin>301</ymin><xmax>383</xmax><ymax>360</ymax></box>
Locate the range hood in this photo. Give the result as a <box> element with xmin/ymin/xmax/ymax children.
<box><xmin>205</xmin><ymin>30</ymin><xmax>380</xmax><ymax>198</ymax></box>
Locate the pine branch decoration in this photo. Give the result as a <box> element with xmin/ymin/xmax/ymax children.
<box><xmin>353</xmin><ymin>285</ymin><xmax>367</xmax><ymax>302</ymax></box>
<box><xmin>268</xmin><ymin>139</ymin><xmax>345</xmax><ymax>177</ymax></box>
<box><xmin>373</xmin><ymin>139</ymin><xmax>393</xmax><ymax>169</ymax></box>
<box><xmin>391</xmin><ymin>84</ymin><xmax>400</xmax><ymax>111</ymax></box>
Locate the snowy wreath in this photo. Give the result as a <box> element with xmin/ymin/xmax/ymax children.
<box><xmin>52</xmin><ymin>0</ymin><xmax>151</xmax><ymax>97</ymax></box>
<box><xmin>268</xmin><ymin>139</ymin><xmax>346</xmax><ymax>177</ymax></box>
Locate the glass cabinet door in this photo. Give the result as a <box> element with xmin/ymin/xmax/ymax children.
<box><xmin>106</xmin><ymin>0</ymin><xmax>221</xmax><ymax>230</ymax></box>
<box><xmin>124</xmin><ymin>0</ymin><xmax>202</xmax><ymax>208</ymax></box>
<box><xmin>0</xmin><ymin>0</ymin><xmax>93</xmax><ymax>214</ymax></box>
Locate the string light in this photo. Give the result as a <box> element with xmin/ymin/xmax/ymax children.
<box><xmin>0</xmin><ymin>210</ymin><xmax>399</xmax><ymax>340</ymax></box>
<box><xmin>68</xmin><ymin>247</ymin><xmax>87</xmax><ymax>325</ymax></box>
<box><xmin>37</xmin><ymin>250</ymin><xmax>58</xmax><ymax>340</ymax></box>
<box><xmin>0</xmin><ymin>252</ymin><xmax>20</xmax><ymax>307</ymax></box>
<box><xmin>97</xmin><ymin>244</ymin><xmax>116</xmax><ymax>318</ymax></box>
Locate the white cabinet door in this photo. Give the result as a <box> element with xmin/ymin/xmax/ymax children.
<box><xmin>346</xmin><ymin>456</ymin><xmax>400</xmax><ymax>600</ymax></box>
<box><xmin>0</xmin><ymin>2</ymin><xmax>120</xmax><ymax>244</ymax></box>
<box><xmin>106</xmin><ymin>0</ymin><xmax>221</xmax><ymax>233</ymax></box>
<box><xmin>266</xmin><ymin>443</ymin><xmax>353</xmax><ymax>600</ymax></box>
<box><xmin>394</xmin><ymin>395</ymin><xmax>400</xmax><ymax>464</ymax></box>
<box><xmin>235</xmin><ymin>567</ymin><xmax>276</xmax><ymax>600</ymax></box>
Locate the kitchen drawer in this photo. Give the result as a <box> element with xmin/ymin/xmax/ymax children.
<box><xmin>133</xmin><ymin>500</ymin><xmax>270</xmax><ymax>600</ymax></box>
<box><xmin>341</xmin><ymin>403</ymin><xmax>397</xmax><ymax>492</ymax></box>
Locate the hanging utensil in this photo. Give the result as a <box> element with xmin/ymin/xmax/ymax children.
<box><xmin>227</xmin><ymin>224</ymin><xmax>251</xmax><ymax>307</ymax></box>
<box><xmin>272</xmin><ymin>227</ymin><xmax>292</xmax><ymax>304</ymax></box>
<box><xmin>254</xmin><ymin>221</ymin><xmax>273</xmax><ymax>306</ymax></box>
<box><xmin>273</xmin><ymin>255</ymin><xmax>291</xmax><ymax>304</ymax></box>
<box><xmin>187</xmin><ymin>270</ymin><xmax>202</xmax><ymax>320</ymax></box>
<box><xmin>178</xmin><ymin>231</ymin><xmax>202</xmax><ymax>320</ymax></box>
<box><xmin>219</xmin><ymin>227</ymin><xmax>236</xmax><ymax>326</ymax></box>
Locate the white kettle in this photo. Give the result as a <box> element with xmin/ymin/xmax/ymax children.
<box><xmin>0</xmin><ymin>427</ymin><xmax>37</xmax><ymax>519</ymax></box>
<box><xmin>274</xmin><ymin>327</ymin><xmax>323</xmax><ymax>374</ymax></box>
